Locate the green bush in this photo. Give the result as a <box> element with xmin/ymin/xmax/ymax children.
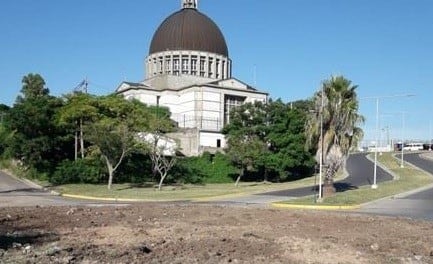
<box><xmin>177</xmin><ymin>152</ymin><xmax>237</xmax><ymax>184</ymax></box>
<box><xmin>50</xmin><ymin>158</ymin><xmax>105</xmax><ymax>185</ymax></box>
<box><xmin>115</xmin><ymin>153</ymin><xmax>153</xmax><ymax>184</ymax></box>
<box><xmin>169</xmin><ymin>159</ymin><xmax>204</xmax><ymax>184</ymax></box>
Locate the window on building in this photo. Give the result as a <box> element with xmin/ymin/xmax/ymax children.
<box><xmin>191</xmin><ymin>57</ymin><xmax>197</xmax><ymax>75</ymax></box>
<box><xmin>158</xmin><ymin>57</ymin><xmax>163</xmax><ymax>74</ymax></box>
<box><xmin>224</xmin><ymin>95</ymin><xmax>245</xmax><ymax>125</ymax></box>
<box><xmin>216</xmin><ymin>59</ymin><xmax>220</xmax><ymax>78</ymax></box>
<box><xmin>182</xmin><ymin>56</ymin><xmax>189</xmax><ymax>74</ymax></box>
<box><xmin>216</xmin><ymin>139</ymin><xmax>221</xmax><ymax>148</ymax></box>
<box><xmin>165</xmin><ymin>58</ymin><xmax>171</xmax><ymax>73</ymax></box>
<box><xmin>200</xmin><ymin>57</ymin><xmax>206</xmax><ymax>77</ymax></box>
<box><xmin>173</xmin><ymin>57</ymin><xmax>180</xmax><ymax>75</ymax></box>
<box><xmin>208</xmin><ymin>59</ymin><xmax>213</xmax><ymax>78</ymax></box>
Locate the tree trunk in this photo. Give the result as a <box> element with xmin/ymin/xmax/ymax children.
<box><xmin>322</xmin><ymin>179</ymin><xmax>336</xmax><ymax>198</ymax></box>
<box><xmin>263</xmin><ymin>168</ymin><xmax>268</xmax><ymax>183</ymax></box>
<box><xmin>80</xmin><ymin>118</ymin><xmax>84</xmax><ymax>159</ymax></box>
<box><xmin>74</xmin><ymin>130</ymin><xmax>78</xmax><ymax>161</ymax></box>
<box><xmin>104</xmin><ymin>156</ymin><xmax>114</xmax><ymax>190</ymax></box>
<box><xmin>235</xmin><ymin>168</ymin><xmax>244</xmax><ymax>187</ymax></box>
<box><xmin>158</xmin><ymin>172</ymin><xmax>167</xmax><ymax>191</ymax></box>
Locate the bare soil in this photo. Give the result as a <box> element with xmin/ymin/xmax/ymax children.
<box><xmin>1</xmin><ymin>203</ymin><xmax>433</xmax><ymax>263</ymax></box>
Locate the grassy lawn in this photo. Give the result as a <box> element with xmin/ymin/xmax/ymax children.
<box><xmin>278</xmin><ymin>152</ymin><xmax>433</xmax><ymax>206</ymax></box>
<box><xmin>54</xmin><ymin>181</ymin><xmax>307</xmax><ymax>201</ymax></box>
<box><xmin>6</xmin><ymin>153</ymin><xmax>429</xmax><ymax>205</ymax></box>
<box><xmin>53</xmin><ymin>171</ymin><xmax>349</xmax><ymax>201</ymax></box>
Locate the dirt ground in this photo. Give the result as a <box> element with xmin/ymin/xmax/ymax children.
<box><xmin>1</xmin><ymin>203</ymin><xmax>433</xmax><ymax>264</ymax></box>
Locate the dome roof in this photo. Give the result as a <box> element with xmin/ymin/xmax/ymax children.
<box><xmin>149</xmin><ymin>8</ymin><xmax>228</xmax><ymax>57</ymax></box>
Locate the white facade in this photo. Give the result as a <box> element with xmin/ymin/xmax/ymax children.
<box><xmin>115</xmin><ymin>0</ymin><xmax>268</xmax><ymax>156</ymax></box>
<box><xmin>116</xmin><ymin>76</ymin><xmax>267</xmax><ymax>156</ymax></box>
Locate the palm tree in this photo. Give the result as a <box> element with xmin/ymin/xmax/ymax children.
<box><xmin>306</xmin><ymin>76</ymin><xmax>365</xmax><ymax>196</ymax></box>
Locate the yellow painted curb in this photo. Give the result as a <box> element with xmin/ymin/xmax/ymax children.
<box><xmin>272</xmin><ymin>202</ymin><xmax>360</xmax><ymax>210</ymax></box>
<box><xmin>61</xmin><ymin>193</ymin><xmax>172</xmax><ymax>202</ymax></box>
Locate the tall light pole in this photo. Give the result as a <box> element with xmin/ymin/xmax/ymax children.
<box><xmin>318</xmin><ymin>85</ymin><xmax>324</xmax><ymax>202</ymax></box>
<box><xmin>400</xmin><ymin>112</ymin><xmax>406</xmax><ymax>168</ymax></box>
<box><xmin>373</xmin><ymin>98</ymin><xmax>379</xmax><ymax>189</ymax></box>
<box><xmin>362</xmin><ymin>94</ymin><xmax>415</xmax><ymax>189</ymax></box>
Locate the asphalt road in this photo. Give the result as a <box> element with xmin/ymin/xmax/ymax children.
<box><xmin>0</xmin><ymin>171</ymin><xmax>76</xmax><ymax>207</ymax></box>
<box><xmin>358</xmin><ymin>152</ymin><xmax>433</xmax><ymax>221</ymax></box>
<box><xmin>0</xmin><ymin>170</ymin><xmax>130</xmax><ymax>207</ymax></box>
<box><xmin>259</xmin><ymin>152</ymin><xmax>393</xmax><ymax>198</ymax></box>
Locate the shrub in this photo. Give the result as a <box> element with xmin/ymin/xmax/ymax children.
<box><xmin>50</xmin><ymin>158</ymin><xmax>105</xmax><ymax>185</ymax></box>
<box><xmin>115</xmin><ymin>153</ymin><xmax>153</xmax><ymax>184</ymax></box>
<box><xmin>177</xmin><ymin>152</ymin><xmax>237</xmax><ymax>184</ymax></box>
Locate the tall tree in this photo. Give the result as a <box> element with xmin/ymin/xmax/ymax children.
<box><xmin>223</xmin><ymin>100</ymin><xmax>315</xmax><ymax>185</ymax></box>
<box><xmin>223</xmin><ymin>101</ymin><xmax>270</xmax><ymax>186</ymax></box>
<box><xmin>85</xmin><ymin>95</ymin><xmax>162</xmax><ymax>189</ymax></box>
<box><xmin>57</xmin><ymin>93</ymin><xmax>98</xmax><ymax>159</ymax></box>
<box><xmin>6</xmin><ymin>74</ymin><xmax>70</xmax><ymax>173</ymax></box>
<box><xmin>306</xmin><ymin>76</ymin><xmax>364</xmax><ymax>196</ymax></box>
<box><xmin>266</xmin><ymin>99</ymin><xmax>315</xmax><ymax>180</ymax></box>
<box><xmin>17</xmin><ymin>73</ymin><xmax>49</xmax><ymax>102</ymax></box>
<box><xmin>0</xmin><ymin>104</ymin><xmax>11</xmax><ymax>156</ymax></box>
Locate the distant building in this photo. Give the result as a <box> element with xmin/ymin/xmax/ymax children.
<box><xmin>116</xmin><ymin>0</ymin><xmax>268</xmax><ymax>156</ymax></box>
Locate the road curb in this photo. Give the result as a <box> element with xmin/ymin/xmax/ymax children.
<box><xmin>61</xmin><ymin>193</ymin><xmax>158</xmax><ymax>202</ymax></box>
<box><xmin>271</xmin><ymin>202</ymin><xmax>360</xmax><ymax>210</ymax></box>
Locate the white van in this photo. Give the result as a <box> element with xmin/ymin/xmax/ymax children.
<box><xmin>402</xmin><ymin>143</ymin><xmax>423</xmax><ymax>151</ymax></box>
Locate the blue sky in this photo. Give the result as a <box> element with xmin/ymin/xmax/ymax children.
<box><xmin>1</xmin><ymin>0</ymin><xmax>432</xmax><ymax>143</ymax></box>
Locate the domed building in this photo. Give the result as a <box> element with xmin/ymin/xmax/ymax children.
<box><xmin>116</xmin><ymin>0</ymin><xmax>268</xmax><ymax>156</ymax></box>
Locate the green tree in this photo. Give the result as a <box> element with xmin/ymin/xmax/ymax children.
<box><xmin>0</xmin><ymin>104</ymin><xmax>11</xmax><ymax>156</ymax></box>
<box><xmin>223</xmin><ymin>101</ymin><xmax>270</xmax><ymax>186</ymax></box>
<box><xmin>17</xmin><ymin>73</ymin><xmax>49</xmax><ymax>102</ymax></box>
<box><xmin>5</xmin><ymin>74</ymin><xmax>70</xmax><ymax>174</ymax></box>
<box><xmin>266</xmin><ymin>99</ymin><xmax>315</xmax><ymax>180</ymax></box>
<box><xmin>306</xmin><ymin>76</ymin><xmax>364</xmax><ymax>195</ymax></box>
<box><xmin>57</xmin><ymin>93</ymin><xmax>99</xmax><ymax>159</ymax></box>
<box><xmin>143</xmin><ymin>133</ymin><xmax>177</xmax><ymax>190</ymax></box>
<box><xmin>85</xmin><ymin>95</ymin><xmax>164</xmax><ymax>189</ymax></box>
<box><xmin>223</xmin><ymin>100</ymin><xmax>315</xmax><ymax>185</ymax></box>
<box><xmin>139</xmin><ymin>104</ymin><xmax>176</xmax><ymax>190</ymax></box>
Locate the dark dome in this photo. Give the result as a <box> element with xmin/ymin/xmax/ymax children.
<box><xmin>149</xmin><ymin>8</ymin><xmax>228</xmax><ymax>57</ymax></box>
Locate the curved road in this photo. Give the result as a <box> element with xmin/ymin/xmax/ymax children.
<box><xmin>210</xmin><ymin>153</ymin><xmax>395</xmax><ymax>204</ymax></box>
<box><xmin>0</xmin><ymin>171</ymin><xmax>129</xmax><ymax>207</ymax></box>
<box><xmin>259</xmin><ymin>152</ymin><xmax>393</xmax><ymax>198</ymax></box>
<box><xmin>359</xmin><ymin>152</ymin><xmax>433</xmax><ymax>221</ymax></box>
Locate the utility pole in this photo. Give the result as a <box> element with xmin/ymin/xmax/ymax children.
<box><xmin>73</xmin><ymin>78</ymin><xmax>89</xmax><ymax>160</ymax></box>
<box><xmin>317</xmin><ymin>85</ymin><xmax>324</xmax><ymax>202</ymax></box>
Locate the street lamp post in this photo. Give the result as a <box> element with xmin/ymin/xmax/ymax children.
<box><xmin>400</xmin><ymin>112</ymin><xmax>406</xmax><ymax>168</ymax></box>
<box><xmin>310</xmin><ymin>87</ymin><xmax>325</xmax><ymax>202</ymax></box>
<box><xmin>372</xmin><ymin>98</ymin><xmax>379</xmax><ymax>189</ymax></box>
<box><xmin>318</xmin><ymin>85</ymin><xmax>324</xmax><ymax>202</ymax></box>
<box><xmin>362</xmin><ymin>94</ymin><xmax>415</xmax><ymax>189</ymax></box>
